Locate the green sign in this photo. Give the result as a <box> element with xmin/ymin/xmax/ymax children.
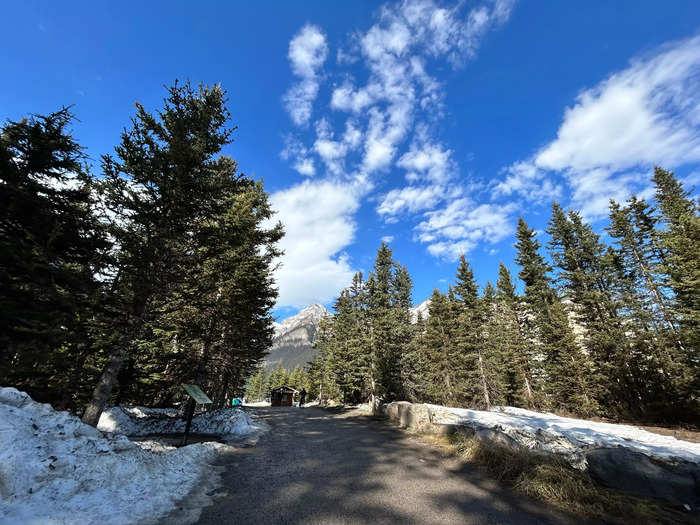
<box><xmin>182</xmin><ymin>384</ymin><xmax>212</xmax><ymax>404</ymax></box>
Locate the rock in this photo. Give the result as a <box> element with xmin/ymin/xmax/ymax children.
<box><xmin>474</xmin><ymin>428</ymin><xmax>521</xmax><ymax>452</ymax></box>
<box><xmin>381</xmin><ymin>402</ymin><xmax>435</xmax><ymax>433</ymax></box>
<box><xmin>585</xmin><ymin>448</ymin><xmax>700</xmax><ymax>505</ymax></box>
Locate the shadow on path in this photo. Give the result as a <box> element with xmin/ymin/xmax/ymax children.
<box><xmin>192</xmin><ymin>406</ymin><xmax>580</xmax><ymax>524</ymax></box>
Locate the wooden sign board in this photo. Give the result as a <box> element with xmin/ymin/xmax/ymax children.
<box><xmin>182</xmin><ymin>384</ymin><xmax>212</xmax><ymax>404</ymax></box>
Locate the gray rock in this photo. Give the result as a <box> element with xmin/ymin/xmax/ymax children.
<box><xmin>382</xmin><ymin>402</ymin><xmax>435</xmax><ymax>433</ymax></box>
<box><xmin>586</xmin><ymin>447</ymin><xmax>700</xmax><ymax>505</ymax></box>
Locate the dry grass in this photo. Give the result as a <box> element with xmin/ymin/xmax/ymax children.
<box><xmin>426</xmin><ymin>430</ymin><xmax>693</xmax><ymax>524</ymax></box>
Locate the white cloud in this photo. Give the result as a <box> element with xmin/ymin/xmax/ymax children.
<box><xmin>377</xmin><ymin>185</ymin><xmax>446</xmax><ymax>215</ymax></box>
<box><xmin>283</xmin><ymin>24</ymin><xmax>329</xmax><ymax>126</ymax></box>
<box><xmin>397</xmin><ymin>138</ymin><xmax>454</xmax><ymax>184</ymax></box>
<box><xmin>269</xmin><ymin>180</ymin><xmax>360</xmax><ymax>308</ymax></box>
<box><xmin>495</xmin><ymin>160</ymin><xmax>562</xmax><ymax>204</ymax></box>
<box><xmin>415</xmin><ymin>198</ymin><xmax>515</xmax><ymax>261</ymax></box>
<box><xmin>501</xmin><ymin>35</ymin><xmax>700</xmax><ymax>218</ymax></box>
<box><xmin>276</xmin><ymin>0</ymin><xmax>517</xmax><ymax>293</ymax></box>
<box><xmin>536</xmin><ymin>36</ymin><xmax>700</xmax><ymax>173</ymax></box>
<box><xmin>312</xmin><ymin>118</ymin><xmax>363</xmax><ymax>175</ymax></box>
<box><xmin>281</xmin><ymin>136</ymin><xmax>316</xmax><ymax>176</ymax></box>
<box><xmin>381</xmin><ymin>235</ymin><xmax>395</xmax><ymax>243</ymax></box>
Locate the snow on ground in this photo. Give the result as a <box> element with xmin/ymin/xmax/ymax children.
<box><xmin>243</xmin><ymin>400</ymin><xmax>271</xmax><ymax>407</ymax></box>
<box><xmin>98</xmin><ymin>405</ymin><xmax>258</xmax><ymax>442</ymax></box>
<box><xmin>427</xmin><ymin>404</ymin><xmax>700</xmax><ymax>465</ymax></box>
<box><xmin>0</xmin><ymin>387</ymin><xmax>229</xmax><ymax>525</ymax></box>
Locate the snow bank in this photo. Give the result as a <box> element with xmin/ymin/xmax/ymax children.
<box><xmin>0</xmin><ymin>387</ymin><xmax>225</xmax><ymax>525</ymax></box>
<box><xmin>427</xmin><ymin>404</ymin><xmax>700</xmax><ymax>465</ymax></box>
<box><xmin>97</xmin><ymin>405</ymin><xmax>256</xmax><ymax>442</ymax></box>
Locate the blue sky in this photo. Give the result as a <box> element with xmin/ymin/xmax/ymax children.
<box><xmin>2</xmin><ymin>1</ymin><xmax>699</xmax><ymax>317</ymax></box>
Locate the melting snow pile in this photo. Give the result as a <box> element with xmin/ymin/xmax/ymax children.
<box><xmin>427</xmin><ymin>404</ymin><xmax>700</xmax><ymax>467</ymax></box>
<box><xmin>97</xmin><ymin>405</ymin><xmax>256</xmax><ymax>442</ymax></box>
<box><xmin>0</xmin><ymin>387</ymin><xmax>225</xmax><ymax>525</ymax></box>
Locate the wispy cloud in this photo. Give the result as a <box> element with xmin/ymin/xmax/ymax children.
<box><xmin>283</xmin><ymin>24</ymin><xmax>329</xmax><ymax>127</ymax></box>
<box><xmin>415</xmin><ymin>199</ymin><xmax>515</xmax><ymax>261</ymax></box>
<box><xmin>274</xmin><ymin>0</ymin><xmax>517</xmax><ymax>306</ymax></box>
<box><xmin>499</xmin><ymin>34</ymin><xmax>700</xmax><ymax>219</ymax></box>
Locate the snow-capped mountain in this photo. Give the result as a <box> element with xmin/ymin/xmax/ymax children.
<box><xmin>265</xmin><ymin>299</ymin><xmax>431</xmax><ymax>371</ymax></box>
<box><xmin>409</xmin><ymin>298</ymin><xmax>431</xmax><ymax>323</ymax></box>
<box><xmin>265</xmin><ymin>303</ymin><xmax>330</xmax><ymax>370</ymax></box>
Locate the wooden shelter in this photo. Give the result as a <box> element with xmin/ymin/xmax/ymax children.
<box><xmin>270</xmin><ymin>385</ymin><xmax>298</xmax><ymax>407</ymax></box>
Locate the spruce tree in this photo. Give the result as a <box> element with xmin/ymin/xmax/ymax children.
<box><xmin>365</xmin><ymin>243</ymin><xmax>412</xmax><ymax>405</ymax></box>
<box><xmin>495</xmin><ymin>263</ymin><xmax>535</xmax><ymax>405</ymax></box>
<box><xmin>421</xmin><ymin>289</ymin><xmax>459</xmax><ymax>405</ymax></box>
<box><xmin>652</xmin><ymin>167</ymin><xmax>699</xmax><ymax>351</ymax></box>
<box><xmin>0</xmin><ymin>108</ymin><xmax>109</xmax><ymax>408</ymax></box>
<box><xmin>515</xmin><ymin>217</ymin><xmax>597</xmax><ymax>415</ymax></box>
<box><xmin>651</xmin><ymin>167</ymin><xmax>699</xmax><ymax>415</ymax></box>
<box><xmin>451</xmin><ymin>256</ymin><xmax>485</xmax><ymax>407</ymax></box>
<box><xmin>547</xmin><ymin>203</ymin><xmax>617</xmax><ymax>411</ymax></box>
<box><xmin>82</xmin><ymin>81</ymin><xmax>282</xmax><ymax>425</ymax></box>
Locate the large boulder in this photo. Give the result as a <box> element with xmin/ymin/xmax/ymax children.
<box><xmin>381</xmin><ymin>402</ymin><xmax>434</xmax><ymax>433</ymax></box>
<box><xmin>586</xmin><ymin>448</ymin><xmax>699</xmax><ymax>505</ymax></box>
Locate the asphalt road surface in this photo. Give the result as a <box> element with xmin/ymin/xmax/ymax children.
<box><xmin>193</xmin><ymin>406</ymin><xmax>577</xmax><ymax>525</ymax></box>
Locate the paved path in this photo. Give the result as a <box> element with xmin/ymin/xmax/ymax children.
<box><xmin>193</xmin><ymin>407</ymin><xmax>576</xmax><ymax>525</ymax></box>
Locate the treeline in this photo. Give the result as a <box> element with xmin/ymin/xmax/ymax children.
<box><xmin>311</xmin><ymin>168</ymin><xmax>699</xmax><ymax>424</ymax></box>
<box><xmin>245</xmin><ymin>364</ymin><xmax>315</xmax><ymax>402</ymax></box>
<box><xmin>0</xmin><ymin>81</ymin><xmax>283</xmax><ymax>425</ymax></box>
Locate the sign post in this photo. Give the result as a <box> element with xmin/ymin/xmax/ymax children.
<box><xmin>181</xmin><ymin>384</ymin><xmax>212</xmax><ymax>446</ymax></box>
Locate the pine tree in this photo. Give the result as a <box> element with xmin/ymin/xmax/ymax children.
<box><xmin>451</xmin><ymin>256</ymin><xmax>486</xmax><ymax>407</ymax></box>
<box><xmin>365</xmin><ymin>243</ymin><xmax>412</xmax><ymax>405</ymax></box>
<box><xmin>326</xmin><ymin>282</ymin><xmax>370</xmax><ymax>403</ymax></box>
<box><xmin>495</xmin><ymin>263</ymin><xmax>535</xmax><ymax>406</ymax></box>
<box><xmin>82</xmin><ymin>81</ymin><xmax>283</xmax><ymax>425</ymax></box>
<box><xmin>0</xmin><ymin>108</ymin><xmax>109</xmax><ymax>408</ymax></box>
<box><xmin>267</xmin><ymin>365</ymin><xmax>290</xmax><ymax>390</ymax></box>
<box><xmin>652</xmin><ymin>167</ymin><xmax>700</xmax><ymax>351</ymax></box>
<box><xmin>546</xmin><ymin>203</ymin><xmax>618</xmax><ymax>411</ymax></box>
<box><xmin>403</xmin><ymin>311</ymin><xmax>429</xmax><ymax>402</ymax></box>
<box><xmin>421</xmin><ymin>289</ymin><xmax>459</xmax><ymax>405</ymax></box>
<box><xmin>651</xmin><ymin>167</ymin><xmax>699</xmax><ymax>415</ymax></box>
<box><xmin>245</xmin><ymin>366</ymin><xmax>268</xmax><ymax>402</ymax></box>
<box><xmin>515</xmin><ymin>217</ymin><xmax>597</xmax><ymax>415</ymax></box>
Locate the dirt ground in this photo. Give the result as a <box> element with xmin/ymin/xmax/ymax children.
<box><xmin>191</xmin><ymin>406</ymin><xmax>582</xmax><ymax>525</ymax></box>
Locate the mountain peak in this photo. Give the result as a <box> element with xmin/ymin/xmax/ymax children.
<box><xmin>409</xmin><ymin>298</ymin><xmax>431</xmax><ymax>323</ymax></box>
<box><xmin>266</xmin><ymin>303</ymin><xmax>330</xmax><ymax>371</ymax></box>
<box><xmin>274</xmin><ymin>303</ymin><xmax>329</xmax><ymax>339</ymax></box>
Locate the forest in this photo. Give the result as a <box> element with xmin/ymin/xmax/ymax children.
<box><xmin>0</xmin><ymin>81</ymin><xmax>283</xmax><ymax>426</ymax></box>
<box><xmin>262</xmin><ymin>171</ymin><xmax>699</xmax><ymax>425</ymax></box>
<box><xmin>2</xmin><ymin>80</ymin><xmax>698</xmax><ymax>428</ymax></box>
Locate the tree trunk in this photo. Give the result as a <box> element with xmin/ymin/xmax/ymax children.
<box><xmin>215</xmin><ymin>376</ymin><xmax>229</xmax><ymax>408</ymax></box>
<box><xmin>82</xmin><ymin>345</ymin><xmax>128</xmax><ymax>426</ymax></box>
<box><xmin>477</xmin><ymin>349</ymin><xmax>491</xmax><ymax>411</ymax></box>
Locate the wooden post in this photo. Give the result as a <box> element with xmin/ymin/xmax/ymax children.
<box><xmin>181</xmin><ymin>398</ymin><xmax>196</xmax><ymax>446</ymax></box>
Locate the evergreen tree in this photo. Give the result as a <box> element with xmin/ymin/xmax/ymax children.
<box><xmin>402</xmin><ymin>311</ymin><xmax>429</xmax><ymax>402</ymax></box>
<box><xmin>421</xmin><ymin>289</ymin><xmax>459</xmax><ymax>405</ymax></box>
<box><xmin>82</xmin><ymin>81</ymin><xmax>282</xmax><ymax>425</ymax></box>
<box><xmin>547</xmin><ymin>203</ymin><xmax>617</xmax><ymax>411</ymax></box>
<box><xmin>495</xmin><ymin>263</ymin><xmax>535</xmax><ymax>405</ymax></box>
<box><xmin>365</xmin><ymin>243</ymin><xmax>412</xmax><ymax>406</ymax></box>
<box><xmin>652</xmin><ymin>167</ymin><xmax>700</xmax><ymax>352</ymax></box>
<box><xmin>451</xmin><ymin>256</ymin><xmax>485</xmax><ymax>407</ymax></box>
<box><xmin>245</xmin><ymin>365</ymin><xmax>268</xmax><ymax>402</ymax></box>
<box><xmin>0</xmin><ymin>108</ymin><xmax>109</xmax><ymax>408</ymax></box>
<box><xmin>326</xmin><ymin>275</ymin><xmax>371</xmax><ymax>403</ymax></box>
<box><xmin>515</xmin><ymin>218</ymin><xmax>597</xmax><ymax>415</ymax></box>
<box><xmin>267</xmin><ymin>365</ymin><xmax>289</xmax><ymax>390</ymax></box>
